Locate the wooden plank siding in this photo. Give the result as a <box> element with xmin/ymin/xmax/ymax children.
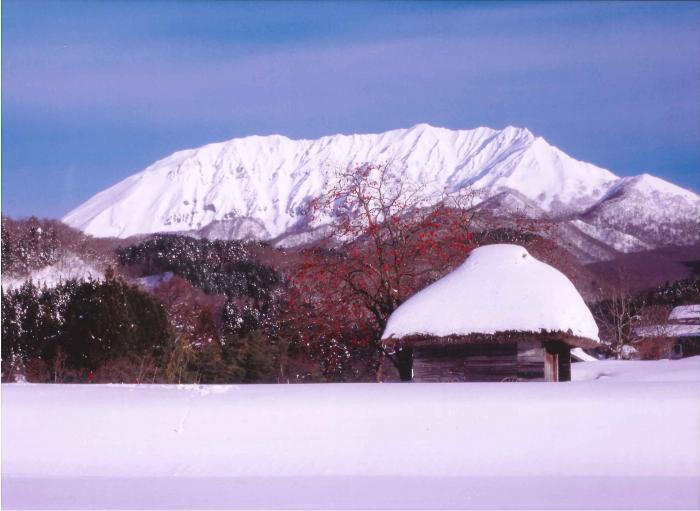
<box><xmin>412</xmin><ymin>342</ymin><xmax>551</xmax><ymax>382</ymax></box>
<box><xmin>517</xmin><ymin>341</ymin><xmax>545</xmax><ymax>381</ymax></box>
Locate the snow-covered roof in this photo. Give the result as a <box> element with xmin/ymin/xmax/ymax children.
<box><xmin>634</xmin><ymin>324</ymin><xmax>700</xmax><ymax>339</ymax></box>
<box><xmin>571</xmin><ymin>347</ymin><xmax>599</xmax><ymax>362</ymax></box>
<box><xmin>382</xmin><ymin>244</ymin><xmax>600</xmax><ymax>342</ymax></box>
<box><xmin>669</xmin><ymin>305</ymin><xmax>700</xmax><ymax>322</ymax></box>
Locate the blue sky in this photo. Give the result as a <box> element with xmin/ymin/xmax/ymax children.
<box><xmin>2</xmin><ymin>1</ymin><xmax>699</xmax><ymax>219</ymax></box>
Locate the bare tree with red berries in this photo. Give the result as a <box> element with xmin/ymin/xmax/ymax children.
<box><xmin>287</xmin><ymin>162</ymin><xmax>477</xmax><ymax>380</ymax></box>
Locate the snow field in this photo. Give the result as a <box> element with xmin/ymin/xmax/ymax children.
<box><xmin>2</xmin><ymin>357</ymin><xmax>700</xmax><ymax>509</ymax></box>
<box><xmin>571</xmin><ymin>355</ymin><xmax>700</xmax><ymax>382</ymax></box>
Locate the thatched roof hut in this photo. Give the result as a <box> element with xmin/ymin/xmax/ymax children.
<box><xmin>382</xmin><ymin>244</ymin><xmax>599</xmax><ymax>382</ymax></box>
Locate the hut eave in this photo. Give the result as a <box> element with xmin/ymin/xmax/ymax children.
<box><xmin>384</xmin><ymin>329</ymin><xmax>600</xmax><ymax>351</ymax></box>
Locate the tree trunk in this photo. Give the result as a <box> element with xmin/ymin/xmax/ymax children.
<box><xmin>374</xmin><ymin>350</ymin><xmax>384</xmax><ymax>382</ymax></box>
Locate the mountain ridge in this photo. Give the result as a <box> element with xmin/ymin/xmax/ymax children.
<box><xmin>63</xmin><ymin>124</ymin><xmax>700</xmax><ymax>258</ymax></box>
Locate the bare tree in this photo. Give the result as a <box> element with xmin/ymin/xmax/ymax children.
<box><xmin>592</xmin><ymin>269</ymin><xmax>637</xmax><ymax>359</ymax></box>
<box><xmin>287</xmin><ymin>162</ymin><xmax>477</xmax><ymax>380</ymax></box>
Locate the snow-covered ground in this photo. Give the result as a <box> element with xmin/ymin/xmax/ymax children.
<box><xmin>1</xmin><ymin>255</ymin><xmax>103</xmax><ymax>291</ymax></box>
<box><xmin>3</xmin><ymin>357</ymin><xmax>699</xmax><ymax>509</ymax></box>
<box><xmin>136</xmin><ymin>271</ymin><xmax>174</xmax><ymax>290</ymax></box>
<box><xmin>572</xmin><ymin>355</ymin><xmax>700</xmax><ymax>382</ymax></box>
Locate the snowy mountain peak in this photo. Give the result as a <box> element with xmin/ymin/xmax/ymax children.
<box><xmin>614</xmin><ymin>173</ymin><xmax>699</xmax><ymax>199</ymax></box>
<box><xmin>62</xmin><ymin>125</ymin><xmax>699</xmax><ymax>253</ymax></box>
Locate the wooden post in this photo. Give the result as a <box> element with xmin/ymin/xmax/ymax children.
<box><xmin>544</xmin><ymin>348</ymin><xmax>558</xmax><ymax>382</ymax></box>
<box><xmin>558</xmin><ymin>347</ymin><xmax>571</xmax><ymax>382</ymax></box>
<box><xmin>544</xmin><ymin>341</ymin><xmax>572</xmax><ymax>382</ymax></box>
<box><xmin>397</xmin><ymin>347</ymin><xmax>413</xmax><ymax>382</ymax></box>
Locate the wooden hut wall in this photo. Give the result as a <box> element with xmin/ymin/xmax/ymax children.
<box><xmin>411</xmin><ymin>342</ymin><xmax>547</xmax><ymax>382</ymax></box>
<box><xmin>413</xmin><ymin>343</ymin><xmax>517</xmax><ymax>382</ymax></box>
<box><xmin>516</xmin><ymin>341</ymin><xmax>545</xmax><ymax>381</ymax></box>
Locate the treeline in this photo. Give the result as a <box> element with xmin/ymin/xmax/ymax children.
<box><xmin>1</xmin><ymin>232</ymin><xmax>302</xmax><ymax>384</ymax></box>
<box><xmin>2</xmin><ymin>275</ymin><xmax>169</xmax><ymax>382</ymax></box>
<box><xmin>1</xmin><ymin>276</ymin><xmax>298</xmax><ymax>384</ymax></box>
<box><xmin>1</xmin><ymin>215</ymin><xmax>120</xmax><ymax>281</ymax></box>
<box><xmin>640</xmin><ymin>276</ymin><xmax>700</xmax><ymax>306</ymax></box>
<box><xmin>116</xmin><ymin>234</ymin><xmax>279</xmax><ymax>301</ymax></box>
<box><xmin>2</xmin><ymin>216</ymin><xmax>67</xmax><ymax>275</ymax></box>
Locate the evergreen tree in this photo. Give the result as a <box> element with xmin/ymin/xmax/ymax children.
<box><xmin>59</xmin><ymin>276</ymin><xmax>172</xmax><ymax>371</ymax></box>
<box><xmin>116</xmin><ymin>234</ymin><xmax>280</xmax><ymax>301</ymax></box>
<box><xmin>1</xmin><ymin>289</ymin><xmax>22</xmax><ymax>380</ymax></box>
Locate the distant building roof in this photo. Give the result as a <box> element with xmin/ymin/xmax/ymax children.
<box><xmin>634</xmin><ymin>324</ymin><xmax>700</xmax><ymax>339</ymax></box>
<box><xmin>382</xmin><ymin>244</ymin><xmax>599</xmax><ymax>343</ymax></box>
<box><xmin>634</xmin><ymin>304</ymin><xmax>700</xmax><ymax>340</ymax></box>
<box><xmin>669</xmin><ymin>305</ymin><xmax>700</xmax><ymax>322</ymax></box>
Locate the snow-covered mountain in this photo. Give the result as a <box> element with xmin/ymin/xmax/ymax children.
<box><xmin>580</xmin><ymin>174</ymin><xmax>700</xmax><ymax>249</ymax></box>
<box><xmin>63</xmin><ymin>124</ymin><xmax>700</xmax><ymax>257</ymax></box>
